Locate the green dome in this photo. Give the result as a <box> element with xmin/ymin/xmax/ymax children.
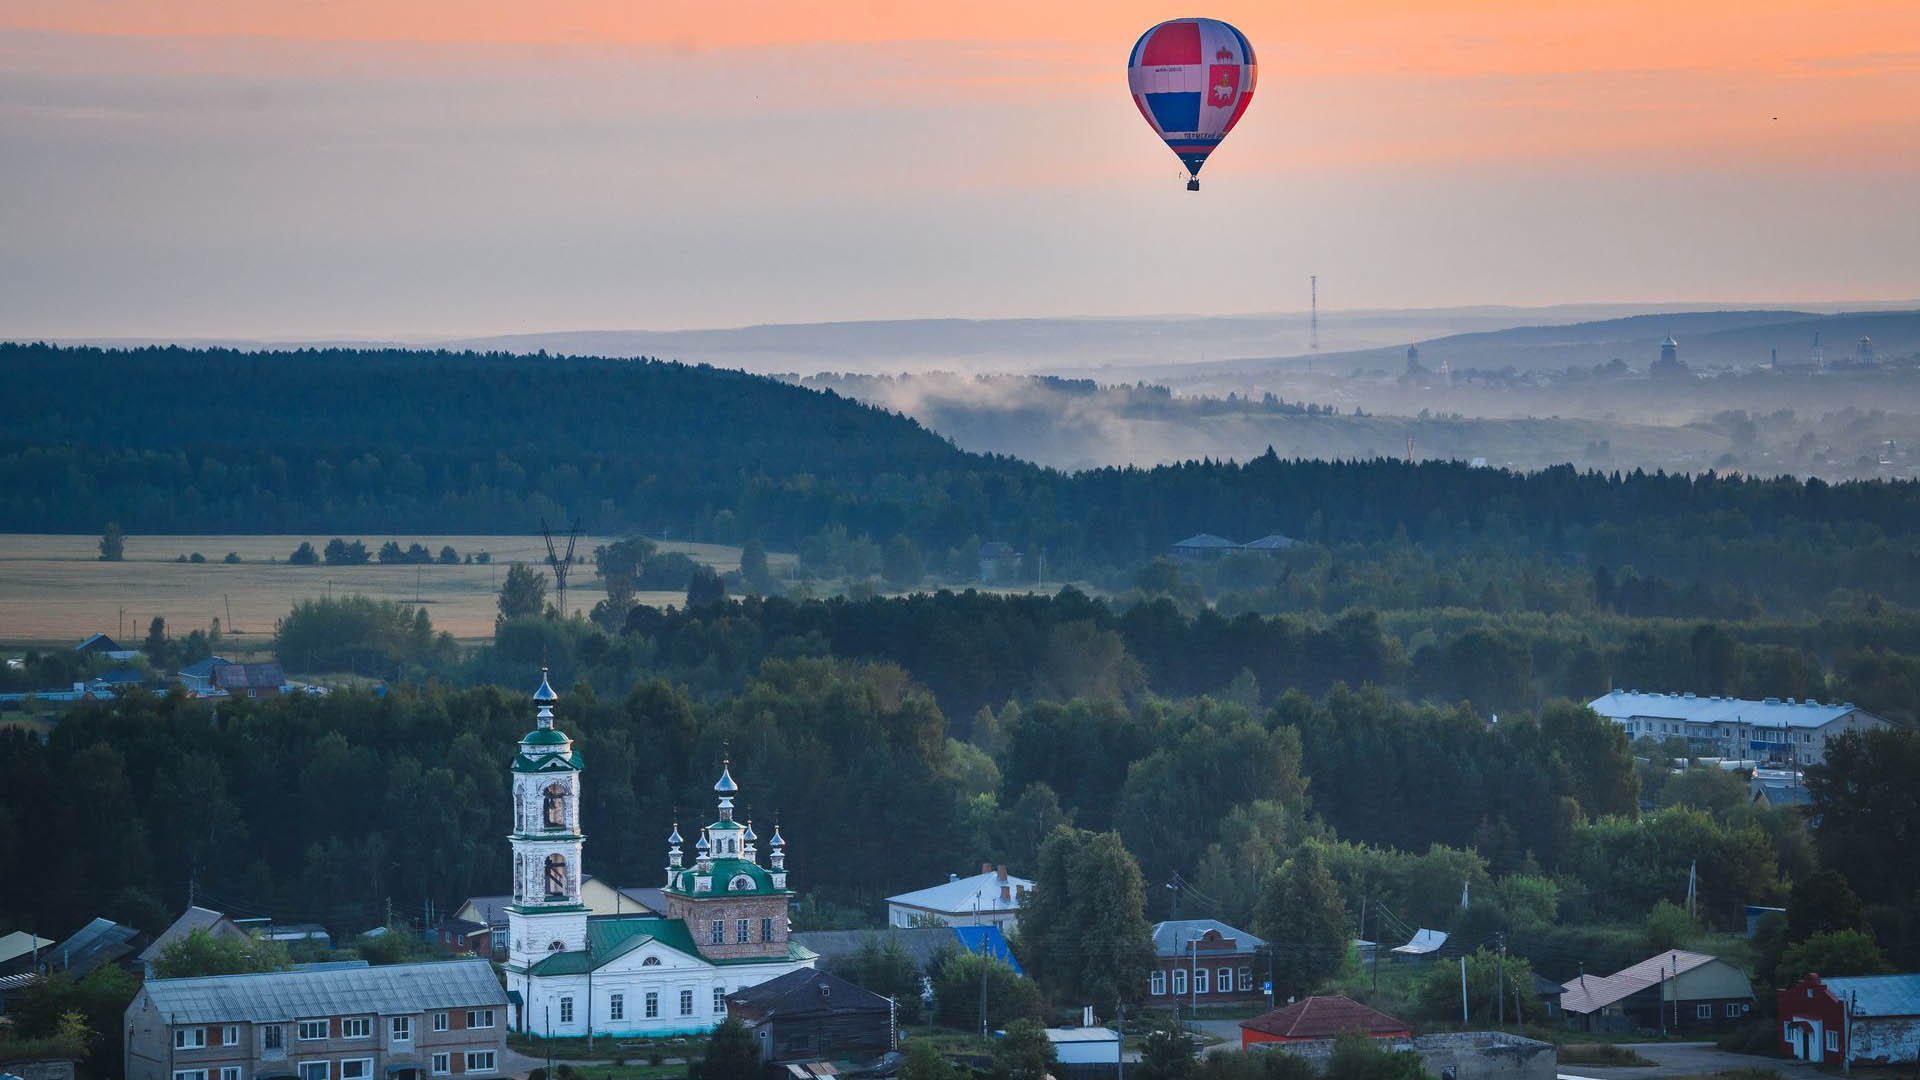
<box><xmin>523</xmin><ymin>728</ymin><xmax>569</xmax><ymax>746</ymax></box>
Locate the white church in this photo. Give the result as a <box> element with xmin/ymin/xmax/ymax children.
<box><xmin>502</xmin><ymin>671</ymin><xmax>816</xmax><ymax>1037</ymax></box>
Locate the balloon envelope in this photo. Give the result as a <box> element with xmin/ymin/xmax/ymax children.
<box><xmin>1127</xmin><ymin>17</ymin><xmax>1257</xmax><ymax>179</ymax></box>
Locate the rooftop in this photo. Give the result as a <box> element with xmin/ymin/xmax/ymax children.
<box><xmin>139</xmin><ymin>906</ymin><xmax>246</xmax><ymax>965</ymax></box>
<box><xmin>887</xmin><ymin>869</ymin><xmax>1033</xmax><ymax>915</ymax></box>
<box><xmin>1171</xmin><ymin>533</ymin><xmax>1239</xmax><ymax>549</ymax></box>
<box><xmin>1241</xmin><ymin>995</ymin><xmax>1408</xmax><ymax>1040</ymax></box>
<box><xmin>1560</xmin><ymin>950</ymin><xmax>1724</xmax><ymax>1014</ymax></box>
<box><xmin>727</xmin><ymin>967</ymin><xmax>891</xmax><ymax>1018</ymax></box>
<box><xmin>1588</xmin><ymin>690</ymin><xmax>1875</xmax><ymax>731</ymax></box>
<box><xmin>141</xmin><ymin>959</ymin><xmax>504</xmax><ymax>1023</ymax></box>
<box><xmin>1150</xmin><ymin>919</ymin><xmax>1265</xmax><ymax>957</ymax></box>
<box><xmin>1817</xmin><ymin>973</ymin><xmax>1920</xmax><ymax>1017</ymax></box>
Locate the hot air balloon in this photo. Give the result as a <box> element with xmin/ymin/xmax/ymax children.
<box><xmin>1127</xmin><ymin>17</ymin><xmax>1257</xmax><ymax>190</ymax></box>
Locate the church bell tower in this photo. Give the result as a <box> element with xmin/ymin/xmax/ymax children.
<box><xmin>505</xmin><ymin>669</ymin><xmax>588</xmax><ymax>972</ymax></box>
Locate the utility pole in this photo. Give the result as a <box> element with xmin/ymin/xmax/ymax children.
<box><xmin>1310</xmin><ymin>275</ymin><xmax>1320</xmax><ymax>353</ymax></box>
<box><xmin>977</xmin><ymin>898</ymin><xmax>988</xmax><ymax>1039</ymax></box>
<box><xmin>1496</xmin><ymin>935</ymin><xmax>1506</xmax><ymax>1027</ymax></box>
<box><xmin>1459</xmin><ymin>956</ymin><xmax>1469</xmax><ymax>1027</ymax></box>
<box><xmin>1115</xmin><ymin>1003</ymin><xmax>1124</xmax><ymax>1080</ymax></box>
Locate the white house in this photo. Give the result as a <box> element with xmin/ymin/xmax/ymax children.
<box><xmin>885</xmin><ymin>866</ymin><xmax>1033</xmax><ymax>930</ymax></box>
<box><xmin>1587</xmin><ymin>690</ymin><xmax>1889</xmax><ymax>766</ymax></box>
<box><xmin>501</xmin><ymin>671</ymin><xmax>814</xmax><ymax>1038</ymax></box>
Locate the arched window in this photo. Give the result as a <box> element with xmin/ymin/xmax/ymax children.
<box><xmin>543</xmin><ymin>784</ymin><xmax>567</xmax><ymax>829</ymax></box>
<box><xmin>642</xmin><ymin>956</ymin><xmax>661</xmax><ymax>967</ymax></box>
<box><xmin>548</xmin><ymin>940</ymin><xmax>565</xmax><ymax>952</ymax></box>
<box><xmin>545</xmin><ymin>854</ymin><xmax>568</xmax><ymax>899</ymax></box>
<box><xmin>513</xmin><ymin>853</ymin><xmax>525</xmax><ymax>902</ymax></box>
<box><xmin>729</xmin><ymin>874</ymin><xmax>755</xmax><ymax>892</ymax></box>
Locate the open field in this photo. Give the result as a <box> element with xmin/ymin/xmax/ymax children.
<box><xmin>0</xmin><ymin>534</ymin><xmax>790</xmax><ymax>645</ymax></box>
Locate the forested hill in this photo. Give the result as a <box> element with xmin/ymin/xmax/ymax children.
<box><xmin>5</xmin><ymin>343</ymin><xmax>1920</xmax><ymax>592</ymax></box>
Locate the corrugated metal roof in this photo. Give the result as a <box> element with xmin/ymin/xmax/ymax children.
<box><xmin>1560</xmin><ymin>950</ymin><xmax>1725</xmax><ymax>1014</ymax></box>
<box><xmin>1390</xmin><ymin>929</ymin><xmax>1448</xmax><ymax>956</ymax></box>
<box><xmin>139</xmin><ymin>907</ymin><xmax>246</xmax><ymax>965</ymax></box>
<box><xmin>1822</xmin><ymin>974</ymin><xmax>1920</xmax><ymax>1017</ymax></box>
<box><xmin>1172</xmin><ymin>534</ymin><xmax>1238</xmax><ymax>549</ymax></box>
<box><xmin>1241</xmin><ymin>995</ymin><xmax>1408</xmax><ymax>1039</ymax></box>
<box><xmin>141</xmin><ymin>959</ymin><xmax>505</xmax><ymax>1023</ymax></box>
<box><xmin>1588</xmin><ymin>690</ymin><xmax>1877</xmax><ymax>732</ymax></box>
<box><xmin>886</xmin><ymin>870</ymin><xmax>1032</xmax><ymax>915</ymax></box>
<box><xmin>1150</xmin><ymin>920</ymin><xmax>1265</xmax><ymax>957</ymax></box>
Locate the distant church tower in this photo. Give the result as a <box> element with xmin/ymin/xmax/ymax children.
<box><xmin>505</xmin><ymin>669</ymin><xmax>589</xmax><ymax>969</ymax></box>
<box><xmin>662</xmin><ymin>759</ymin><xmax>793</xmax><ymax>961</ymax></box>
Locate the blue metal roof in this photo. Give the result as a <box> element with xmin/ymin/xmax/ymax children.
<box><xmin>1589</xmin><ymin>689</ymin><xmax>1878</xmax><ymax>731</ymax></box>
<box><xmin>951</xmin><ymin>926</ymin><xmax>1021</xmax><ymax>973</ymax></box>
<box><xmin>1823</xmin><ymin>974</ymin><xmax>1920</xmax><ymax>1017</ymax></box>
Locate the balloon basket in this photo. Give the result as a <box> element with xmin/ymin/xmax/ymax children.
<box><xmin>1186</xmin><ymin>178</ymin><xmax>1200</xmax><ymax>191</ymax></box>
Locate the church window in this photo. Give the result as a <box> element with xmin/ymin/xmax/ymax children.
<box><xmin>736</xmin><ymin>919</ymin><xmax>749</xmax><ymax>944</ymax></box>
<box><xmin>543</xmin><ymin>785</ymin><xmax>568</xmax><ymax>829</ymax></box>
<box><xmin>548</xmin><ymin>941</ymin><xmax>565</xmax><ymax>952</ymax></box>
<box><xmin>560</xmin><ymin>998</ymin><xmax>573</xmax><ymax>1024</ymax></box>
<box><xmin>679</xmin><ymin>989</ymin><xmax>694</xmax><ymax>1016</ymax></box>
<box><xmin>729</xmin><ymin>875</ymin><xmax>754</xmax><ymax>892</ymax></box>
<box><xmin>711</xmin><ymin>921</ymin><xmax>724</xmax><ymax>945</ymax></box>
<box><xmin>645</xmin><ymin>992</ymin><xmax>659</xmax><ymax>1018</ymax></box>
<box><xmin>761</xmin><ymin>918</ymin><xmax>774</xmax><ymax>942</ymax></box>
<box><xmin>642</xmin><ymin>956</ymin><xmax>661</xmax><ymax>966</ymax></box>
<box><xmin>714</xmin><ymin>987</ymin><xmax>727</xmax><ymax>1014</ymax></box>
<box><xmin>545</xmin><ymin>854</ymin><xmax>568</xmax><ymax>898</ymax></box>
<box><xmin>609</xmin><ymin>994</ymin><xmax>624</xmax><ymax>1021</ymax></box>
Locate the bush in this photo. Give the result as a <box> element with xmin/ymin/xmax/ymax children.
<box><xmin>289</xmin><ymin>541</ymin><xmax>320</xmax><ymax>565</ymax></box>
<box><xmin>224</xmin><ymin>552</ymin><xmax>242</xmax><ymax>563</ymax></box>
<box><xmin>190</xmin><ymin>552</ymin><xmax>207</xmax><ymax>563</ymax></box>
<box><xmin>1559</xmin><ymin>1045</ymin><xmax>1653</xmax><ymax>1066</ymax></box>
<box><xmin>1716</xmin><ymin>1018</ymin><xmax>1784</xmax><ymax>1056</ymax></box>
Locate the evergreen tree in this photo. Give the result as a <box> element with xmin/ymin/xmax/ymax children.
<box><xmin>498</xmin><ymin>562</ymin><xmax>548</xmax><ymax>620</ymax></box>
<box><xmin>740</xmin><ymin>539</ymin><xmax>772</xmax><ymax>593</ymax></box>
<box><xmin>1254</xmin><ymin>844</ymin><xmax>1349</xmax><ymax>1001</ymax></box>
<box><xmin>1019</xmin><ymin>827</ymin><xmax>1155</xmax><ymax>1012</ymax></box>
<box><xmin>98</xmin><ymin>522</ymin><xmax>124</xmax><ymax>562</ymax></box>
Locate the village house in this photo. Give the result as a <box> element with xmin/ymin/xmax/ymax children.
<box><xmin>500</xmin><ymin>671</ymin><xmax>815</xmax><ymax>1038</ymax></box>
<box><xmin>885</xmin><ymin>867</ymin><xmax>1032</xmax><ymax>931</ymax></box>
<box><xmin>1240</xmin><ymin>996</ymin><xmax>1409</xmax><ymax>1050</ymax></box>
<box><xmin>1778</xmin><ymin>972</ymin><xmax>1920</xmax><ymax>1065</ymax></box>
<box><xmin>1147</xmin><ymin>919</ymin><xmax>1268</xmax><ymax>1007</ymax></box>
<box><xmin>725</xmin><ymin>967</ymin><xmax>897</xmax><ymax>1065</ymax></box>
<box><xmin>137</xmin><ymin>907</ymin><xmax>252</xmax><ymax>978</ymax></box>
<box><xmin>1559</xmin><ymin>950</ymin><xmax>1753</xmax><ymax>1033</ymax></box>
<box><xmin>123</xmin><ymin>959</ymin><xmax>507</xmax><ymax>1080</ymax></box>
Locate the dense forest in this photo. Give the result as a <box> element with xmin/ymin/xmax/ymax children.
<box><xmin>4</xmin><ymin>344</ymin><xmax>1920</xmax><ymax>613</ymax></box>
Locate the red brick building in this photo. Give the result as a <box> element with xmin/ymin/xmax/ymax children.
<box><xmin>1147</xmin><ymin>920</ymin><xmax>1268</xmax><ymax>1009</ymax></box>
<box><xmin>1778</xmin><ymin>972</ymin><xmax>1920</xmax><ymax>1065</ymax></box>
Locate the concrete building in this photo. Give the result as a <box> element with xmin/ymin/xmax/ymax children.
<box><xmin>501</xmin><ymin>671</ymin><xmax>813</xmax><ymax>1038</ymax></box>
<box><xmin>1586</xmin><ymin>690</ymin><xmax>1890</xmax><ymax>766</ymax></box>
<box><xmin>885</xmin><ymin>867</ymin><xmax>1032</xmax><ymax>931</ymax></box>
<box><xmin>1150</xmin><ymin>920</ymin><xmax>1268</xmax><ymax>1009</ymax></box>
<box><xmin>1778</xmin><ymin>972</ymin><xmax>1920</xmax><ymax>1065</ymax></box>
<box><xmin>123</xmin><ymin>959</ymin><xmax>507</xmax><ymax>1080</ymax></box>
<box><xmin>1559</xmin><ymin>950</ymin><xmax>1753</xmax><ymax>1033</ymax></box>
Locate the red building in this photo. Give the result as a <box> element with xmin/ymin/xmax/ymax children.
<box><xmin>1778</xmin><ymin>972</ymin><xmax>1920</xmax><ymax>1065</ymax></box>
<box><xmin>1148</xmin><ymin>920</ymin><xmax>1268</xmax><ymax>1008</ymax></box>
<box><xmin>1240</xmin><ymin>995</ymin><xmax>1410</xmax><ymax>1050</ymax></box>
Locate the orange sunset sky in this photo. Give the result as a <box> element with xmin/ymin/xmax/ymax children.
<box><xmin>2</xmin><ymin>0</ymin><xmax>1917</xmax><ymax>337</ymax></box>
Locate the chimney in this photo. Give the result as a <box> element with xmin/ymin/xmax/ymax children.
<box><xmin>981</xmin><ymin>862</ymin><xmax>992</xmax><ymax>875</ymax></box>
<box><xmin>997</xmin><ymin>865</ymin><xmax>1008</xmax><ymax>882</ymax></box>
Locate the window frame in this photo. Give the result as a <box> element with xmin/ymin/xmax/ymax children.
<box><xmin>175</xmin><ymin>1028</ymin><xmax>208</xmax><ymax>1050</ymax></box>
<box><xmin>560</xmin><ymin>997</ymin><xmax>574</xmax><ymax>1025</ymax></box>
<box><xmin>714</xmin><ymin>987</ymin><xmax>727</xmax><ymax>1015</ymax></box>
<box><xmin>1194</xmin><ymin>968</ymin><xmax>1209</xmax><ymax>994</ymax></box>
<box><xmin>297</xmin><ymin>1062</ymin><xmax>329</xmax><ymax>1080</ymax></box>
<box><xmin>1150</xmin><ymin>971</ymin><xmax>1166</xmax><ymax>996</ymax></box>
<box><xmin>609</xmin><ymin>993</ymin><xmax>624</xmax><ymax>1021</ymax></box>
<box><xmin>761</xmin><ymin>917</ymin><xmax>774</xmax><ymax>943</ymax></box>
<box><xmin>341</xmin><ymin>1017</ymin><xmax>371</xmax><ymax>1040</ymax></box>
<box><xmin>1695</xmin><ymin>1004</ymin><xmax>1712</xmax><ymax>1020</ymax></box>
<box><xmin>339</xmin><ymin>1058</ymin><xmax>372</xmax><ymax>1080</ymax></box>
<box><xmin>1724</xmin><ymin>1004</ymin><xmax>1741</xmax><ymax>1018</ymax></box>
<box><xmin>1238</xmin><ymin>967</ymin><xmax>1253</xmax><ymax>992</ymax></box>
<box><xmin>1826</xmin><ymin>1030</ymin><xmax>1840</xmax><ymax>1052</ymax></box>
<box><xmin>466</xmin><ymin>1009</ymin><xmax>495</xmax><ymax>1030</ymax></box>
<box><xmin>220</xmin><ymin>1067</ymin><xmax>241</xmax><ymax>1080</ymax></box>
<box><xmin>710</xmin><ymin>921</ymin><xmax>724</xmax><ymax>945</ymax></box>
<box><xmin>296</xmin><ymin>1020</ymin><xmax>329</xmax><ymax>1042</ymax></box>
<box><xmin>173</xmin><ymin>1071</ymin><xmax>209</xmax><ymax>1080</ymax></box>
<box><xmin>1218</xmin><ymin>967</ymin><xmax>1233</xmax><ymax>994</ymax></box>
<box><xmin>1171</xmin><ymin>969</ymin><xmax>1187</xmax><ymax>995</ymax></box>
<box><xmin>679</xmin><ymin>989</ymin><xmax>694</xmax><ymax>1017</ymax></box>
<box><xmin>432</xmin><ymin>1013</ymin><xmax>449</xmax><ymax>1033</ymax></box>
<box><xmin>465</xmin><ymin>1052</ymin><xmax>496</xmax><ymax>1075</ymax></box>
<box><xmin>223</xmin><ymin>1026</ymin><xmax>240</xmax><ymax>1047</ymax></box>
<box><xmin>645</xmin><ymin>991</ymin><xmax>659</xmax><ymax>1019</ymax></box>
<box><xmin>430</xmin><ymin>1055</ymin><xmax>450</xmax><ymax>1077</ymax></box>
<box><xmin>262</xmin><ymin>1026</ymin><xmax>284</xmax><ymax>1052</ymax></box>
<box><xmin>737</xmin><ymin>918</ymin><xmax>750</xmax><ymax>944</ymax></box>
<box><xmin>391</xmin><ymin>1016</ymin><xmax>412</xmax><ymax>1043</ymax></box>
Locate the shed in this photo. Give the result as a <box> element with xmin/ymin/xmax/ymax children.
<box><xmin>1044</xmin><ymin>1027</ymin><xmax>1121</xmax><ymax>1066</ymax></box>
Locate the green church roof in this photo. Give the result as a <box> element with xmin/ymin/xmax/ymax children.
<box><xmin>522</xmin><ymin>728</ymin><xmax>570</xmax><ymax>745</ymax></box>
<box><xmin>668</xmin><ymin>857</ymin><xmax>784</xmax><ymax>898</ymax></box>
<box><xmin>523</xmin><ymin>916</ymin><xmax>814</xmax><ymax>976</ymax></box>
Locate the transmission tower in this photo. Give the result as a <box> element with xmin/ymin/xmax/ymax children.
<box><xmin>1310</xmin><ymin>274</ymin><xmax>1320</xmax><ymax>352</ymax></box>
<box><xmin>541</xmin><ymin>517</ymin><xmax>581</xmax><ymax>618</ymax></box>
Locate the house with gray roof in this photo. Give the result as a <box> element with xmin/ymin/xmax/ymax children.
<box><xmin>1149</xmin><ymin>919</ymin><xmax>1268</xmax><ymax>1007</ymax></box>
<box><xmin>139</xmin><ymin>907</ymin><xmax>252</xmax><ymax>978</ymax></box>
<box><xmin>885</xmin><ymin>866</ymin><xmax>1032</xmax><ymax>931</ymax></box>
<box><xmin>124</xmin><ymin>959</ymin><xmax>507</xmax><ymax>1080</ymax></box>
<box><xmin>1587</xmin><ymin>690</ymin><xmax>1890</xmax><ymax>766</ymax></box>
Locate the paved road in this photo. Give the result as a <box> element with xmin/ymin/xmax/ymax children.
<box><xmin>1556</xmin><ymin>1041</ymin><xmax>1811</xmax><ymax>1080</ymax></box>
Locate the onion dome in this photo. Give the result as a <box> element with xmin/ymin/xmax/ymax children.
<box><xmin>742</xmin><ymin>820</ymin><xmax>757</xmax><ymax>842</ymax></box>
<box><xmin>770</xmin><ymin>823</ymin><xmax>785</xmax><ymax>849</ymax></box>
<box><xmin>668</xmin><ymin>823</ymin><xmax>684</xmax><ymax>846</ymax></box>
<box><xmin>695</xmin><ymin>831</ymin><xmax>710</xmax><ymax>854</ymax></box>
<box><xmin>532</xmin><ymin>667</ymin><xmax>559</xmax><ymax>703</ymax></box>
<box><xmin>714</xmin><ymin>759</ymin><xmax>739</xmax><ymax>794</ymax></box>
